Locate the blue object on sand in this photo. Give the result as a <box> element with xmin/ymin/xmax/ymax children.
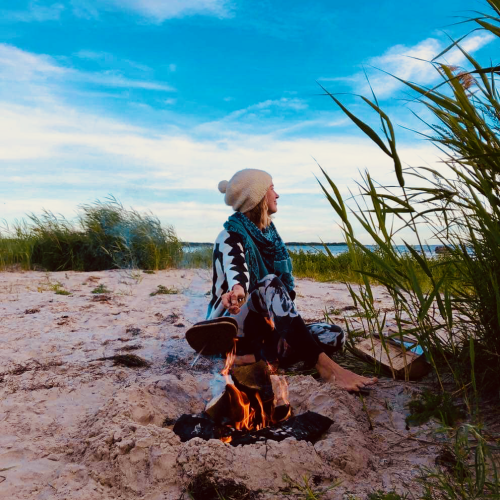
<box><xmin>391</xmin><ymin>338</ymin><xmax>424</xmax><ymax>356</ymax></box>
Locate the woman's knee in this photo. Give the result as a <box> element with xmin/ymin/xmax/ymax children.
<box><xmin>255</xmin><ymin>273</ymin><xmax>279</xmax><ymax>287</ymax></box>
<box><xmin>248</xmin><ymin>274</ymin><xmax>296</xmax><ymax>317</ymax></box>
<box><xmin>307</xmin><ymin>322</ymin><xmax>346</xmax><ymax>352</ymax></box>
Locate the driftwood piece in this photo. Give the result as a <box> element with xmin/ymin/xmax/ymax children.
<box><xmin>270</xmin><ymin>374</ymin><xmax>289</xmax><ymax>407</ymax></box>
<box><xmin>205</xmin><ymin>391</ymin><xmax>231</xmax><ymax>423</ymax></box>
<box><xmin>232</xmin><ymin>361</ymin><xmax>275</xmax><ymax>410</ymax></box>
<box><xmin>172</xmin><ymin>411</ymin><xmax>333</xmax><ymax>446</ymax></box>
<box><xmin>352</xmin><ymin>337</ymin><xmax>431</xmax><ymax>380</ymax></box>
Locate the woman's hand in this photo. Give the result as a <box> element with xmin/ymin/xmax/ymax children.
<box><xmin>221</xmin><ymin>284</ymin><xmax>246</xmax><ymax>315</ymax></box>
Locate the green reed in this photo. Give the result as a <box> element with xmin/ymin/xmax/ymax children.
<box><xmin>318</xmin><ymin>0</ymin><xmax>500</xmax><ymax>399</ymax></box>
<box><xmin>419</xmin><ymin>424</ymin><xmax>499</xmax><ymax>499</ymax></box>
<box><xmin>0</xmin><ymin>196</ymin><xmax>182</xmax><ymax>272</ymax></box>
<box><xmin>180</xmin><ymin>246</ymin><xmax>213</xmax><ymax>269</ymax></box>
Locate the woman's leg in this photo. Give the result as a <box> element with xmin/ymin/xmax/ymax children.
<box><xmin>231</xmin><ymin>274</ymin><xmax>322</xmax><ymax>366</ymax></box>
<box><xmin>306</xmin><ymin>322</ymin><xmax>345</xmax><ymax>355</ymax></box>
<box><xmin>231</xmin><ymin>274</ymin><xmax>377</xmax><ymax>391</ymax></box>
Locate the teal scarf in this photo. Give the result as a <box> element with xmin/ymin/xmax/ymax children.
<box><xmin>224</xmin><ymin>212</ymin><xmax>294</xmax><ymax>294</ymax></box>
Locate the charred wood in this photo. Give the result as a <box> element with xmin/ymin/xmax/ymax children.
<box><xmin>172</xmin><ymin>411</ymin><xmax>333</xmax><ymax>446</ymax></box>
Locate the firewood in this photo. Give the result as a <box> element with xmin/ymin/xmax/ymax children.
<box><xmin>172</xmin><ymin>411</ymin><xmax>333</xmax><ymax>446</ymax></box>
<box><xmin>352</xmin><ymin>337</ymin><xmax>431</xmax><ymax>380</ymax></box>
<box><xmin>229</xmin><ymin>411</ymin><xmax>333</xmax><ymax>446</ymax></box>
<box><xmin>231</xmin><ymin>360</ymin><xmax>271</xmax><ymax>392</ymax></box>
<box><xmin>205</xmin><ymin>390</ymin><xmax>230</xmax><ymax>423</ymax></box>
<box><xmin>270</xmin><ymin>374</ymin><xmax>289</xmax><ymax>407</ymax></box>
<box><xmin>205</xmin><ymin>384</ymin><xmax>249</xmax><ymax>425</ymax></box>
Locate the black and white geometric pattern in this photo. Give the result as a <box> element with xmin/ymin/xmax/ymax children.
<box><xmin>206</xmin><ymin>229</ymin><xmax>249</xmax><ymax>320</ymax></box>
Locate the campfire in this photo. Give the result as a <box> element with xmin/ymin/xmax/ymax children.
<box><xmin>207</xmin><ymin>341</ymin><xmax>292</xmax><ymax>442</ymax></box>
<box><xmin>173</xmin><ymin>340</ymin><xmax>333</xmax><ymax>446</ymax></box>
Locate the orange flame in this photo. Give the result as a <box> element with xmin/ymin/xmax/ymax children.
<box><xmin>254</xmin><ymin>391</ymin><xmax>267</xmax><ymax>429</ymax></box>
<box><xmin>226</xmin><ymin>384</ymin><xmax>254</xmax><ymax>430</ymax></box>
<box><xmin>221</xmin><ymin>338</ymin><xmax>237</xmax><ymax>380</ymax></box>
<box><xmin>264</xmin><ymin>316</ymin><xmax>275</xmax><ymax>329</ymax></box>
<box><xmin>216</xmin><ymin>336</ymin><xmax>292</xmax><ymax>442</ymax></box>
<box><xmin>266</xmin><ymin>361</ymin><xmax>278</xmax><ymax>375</ymax></box>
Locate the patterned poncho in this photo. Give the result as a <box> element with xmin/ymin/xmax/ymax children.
<box><xmin>206</xmin><ymin>212</ymin><xmax>294</xmax><ymax>319</ymax></box>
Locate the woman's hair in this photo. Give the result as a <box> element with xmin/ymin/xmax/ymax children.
<box><xmin>244</xmin><ymin>195</ymin><xmax>272</xmax><ymax>229</ymax></box>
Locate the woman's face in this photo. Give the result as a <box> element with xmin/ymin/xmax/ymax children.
<box><xmin>266</xmin><ymin>184</ymin><xmax>279</xmax><ymax>214</ymax></box>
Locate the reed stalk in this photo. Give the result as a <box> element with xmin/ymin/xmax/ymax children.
<box><xmin>318</xmin><ymin>0</ymin><xmax>500</xmax><ymax>397</ymax></box>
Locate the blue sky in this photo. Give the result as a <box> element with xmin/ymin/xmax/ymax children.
<box><xmin>0</xmin><ymin>0</ymin><xmax>497</xmax><ymax>242</ymax></box>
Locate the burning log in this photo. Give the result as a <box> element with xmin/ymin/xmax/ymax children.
<box><xmin>231</xmin><ymin>360</ymin><xmax>274</xmax><ymax>409</ymax></box>
<box><xmin>172</xmin><ymin>411</ymin><xmax>333</xmax><ymax>446</ymax></box>
<box><xmin>270</xmin><ymin>374</ymin><xmax>289</xmax><ymax>407</ymax></box>
<box><xmin>229</xmin><ymin>411</ymin><xmax>333</xmax><ymax>446</ymax></box>
<box><xmin>205</xmin><ymin>385</ymin><xmax>248</xmax><ymax>425</ymax></box>
<box><xmin>231</xmin><ymin>360</ymin><xmax>271</xmax><ymax>392</ymax></box>
<box><xmin>205</xmin><ymin>390</ymin><xmax>231</xmax><ymax>424</ymax></box>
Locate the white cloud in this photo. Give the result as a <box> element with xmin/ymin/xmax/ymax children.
<box><xmin>75</xmin><ymin>50</ymin><xmax>155</xmax><ymax>73</ymax></box>
<box><xmin>1</xmin><ymin>2</ymin><xmax>64</xmax><ymax>23</ymax></box>
<box><xmin>100</xmin><ymin>0</ymin><xmax>231</xmax><ymax>21</ymax></box>
<box><xmin>320</xmin><ymin>32</ymin><xmax>496</xmax><ymax>98</ymax></box>
<box><xmin>77</xmin><ymin>71</ymin><xmax>174</xmax><ymax>91</ymax></box>
<box><xmin>196</xmin><ymin>97</ymin><xmax>309</xmax><ymax>133</ymax></box>
<box><xmin>0</xmin><ymin>44</ymin><xmax>64</xmax><ymax>81</ymax></box>
<box><xmin>0</xmin><ymin>44</ymin><xmax>174</xmax><ymax>94</ymax></box>
<box><xmin>0</xmin><ymin>96</ymin><xmax>440</xmax><ymax>240</ymax></box>
<box><xmin>0</xmin><ymin>44</ymin><xmax>444</xmax><ymax>242</ymax></box>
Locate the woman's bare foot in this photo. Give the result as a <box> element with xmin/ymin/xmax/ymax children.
<box><xmin>234</xmin><ymin>354</ymin><xmax>256</xmax><ymax>366</ymax></box>
<box><xmin>315</xmin><ymin>353</ymin><xmax>377</xmax><ymax>392</ymax></box>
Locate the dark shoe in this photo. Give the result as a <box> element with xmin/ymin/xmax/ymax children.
<box><xmin>185</xmin><ymin>317</ymin><xmax>238</xmax><ymax>356</ymax></box>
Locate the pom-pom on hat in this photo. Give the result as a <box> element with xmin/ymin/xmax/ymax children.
<box><xmin>218</xmin><ymin>169</ymin><xmax>272</xmax><ymax>213</ymax></box>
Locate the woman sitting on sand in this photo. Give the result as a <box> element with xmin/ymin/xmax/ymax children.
<box><xmin>187</xmin><ymin>169</ymin><xmax>377</xmax><ymax>392</ymax></box>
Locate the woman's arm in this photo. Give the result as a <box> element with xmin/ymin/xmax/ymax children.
<box><xmin>219</xmin><ymin>231</ymin><xmax>249</xmax><ymax>314</ymax></box>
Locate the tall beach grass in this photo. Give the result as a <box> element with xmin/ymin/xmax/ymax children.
<box><xmin>318</xmin><ymin>0</ymin><xmax>500</xmax><ymax>399</ymax></box>
<box><xmin>0</xmin><ymin>197</ymin><xmax>182</xmax><ymax>272</ymax></box>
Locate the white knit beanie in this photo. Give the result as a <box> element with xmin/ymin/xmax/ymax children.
<box><xmin>218</xmin><ymin>169</ymin><xmax>272</xmax><ymax>213</ymax></box>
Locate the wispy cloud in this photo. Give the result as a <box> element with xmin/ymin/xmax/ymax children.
<box><xmin>75</xmin><ymin>50</ymin><xmax>152</xmax><ymax>72</ymax></box>
<box><xmin>93</xmin><ymin>0</ymin><xmax>232</xmax><ymax>22</ymax></box>
<box><xmin>194</xmin><ymin>97</ymin><xmax>310</xmax><ymax>135</ymax></box>
<box><xmin>320</xmin><ymin>32</ymin><xmax>496</xmax><ymax>98</ymax></box>
<box><xmin>0</xmin><ymin>44</ymin><xmax>175</xmax><ymax>95</ymax></box>
<box><xmin>228</xmin><ymin>97</ymin><xmax>308</xmax><ymax>118</ymax></box>
<box><xmin>1</xmin><ymin>2</ymin><xmax>64</xmax><ymax>23</ymax></box>
<box><xmin>0</xmin><ymin>44</ymin><xmax>440</xmax><ymax>241</ymax></box>
<box><xmin>0</xmin><ymin>97</ymin><xmax>438</xmax><ymax>240</ymax></box>
<box><xmin>77</xmin><ymin>71</ymin><xmax>174</xmax><ymax>91</ymax></box>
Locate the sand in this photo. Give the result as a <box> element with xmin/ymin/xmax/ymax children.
<box><xmin>0</xmin><ymin>269</ymin><xmax>443</xmax><ymax>499</ymax></box>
